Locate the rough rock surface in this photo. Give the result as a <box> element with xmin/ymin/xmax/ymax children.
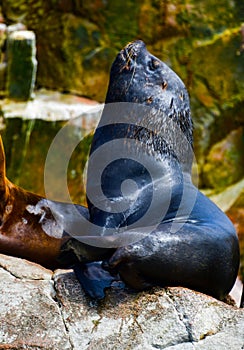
<box><xmin>0</xmin><ymin>253</ymin><xmax>243</xmax><ymax>350</ymax></box>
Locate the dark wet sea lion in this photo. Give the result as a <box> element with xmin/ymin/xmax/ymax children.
<box><xmin>0</xmin><ymin>39</ymin><xmax>240</xmax><ymax>301</ymax></box>
<box><xmin>66</xmin><ymin>40</ymin><xmax>240</xmax><ymax>300</ymax></box>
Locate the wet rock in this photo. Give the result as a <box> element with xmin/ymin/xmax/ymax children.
<box><xmin>202</xmin><ymin>128</ymin><xmax>244</xmax><ymax>188</ymax></box>
<box><xmin>0</xmin><ymin>90</ymin><xmax>101</xmax><ymax>203</ymax></box>
<box><xmin>0</xmin><ymin>253</ymin><xmax>243</xmax><ymax>350</ymax></box>
<box><xmin>6</xmin><ymin>30</ymin><xmax>37</xmax><ymax>100</ymax></box>
<box><xmin>1</xmin><ymin>88</ymin><xmax>102</xmax><ymax>121</ymax></box>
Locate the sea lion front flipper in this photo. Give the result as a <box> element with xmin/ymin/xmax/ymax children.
<box><xmin>74</xmin><ymin>261</ymin><xmax>119</xmax><ymax>299</ymax></box>
<box><xmin>103</xmin><ymin>246</ymin><xmax>153</xmax><ymax>291</ymax></box>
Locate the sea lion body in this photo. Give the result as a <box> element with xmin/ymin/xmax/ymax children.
<box><xmin>105</xmin><ymin>188</ymin><xmax>238</xmax><ymax>299</ymax></box>
<box><xmin>0</xmin><ymin>39</ymin><xmax>240</xmax><ymax>301</ymax></box>
<box><xmin>79</xmin><ymin>40</ymin><xmax>239</xmax><ymax>299</ymax></box>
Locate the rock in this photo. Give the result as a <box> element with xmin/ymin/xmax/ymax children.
<box><xmin>7</xmin><ymin>22</ymin><xmax>27</xmax><ymax>33</ymax></box>
<box><xmin>0</xmin><ymin>253</ymin><xmax>52</xmax><ymax>279</ymax></box>
<box><xmin>6</xmin><ymin>30</ymin><xmax>37</xmax><ymax>100</ymax></box>
<box><xmin>0</xmin><ymin>23</ymin><xmax>7</xmax><ymax>94</ymax></box>
<box><xmin>202</xmin><ymin>128</ymin><xmax>244</xmax><ymax>188</ymax></box>
<box><xmin>0</xmin><ymin>90</ymin><xmax>101</xmax><ymax>203</ymax></box>
<box><xmin>1</xmin><ymin>88</ymin><xmax>102</xmax><ymax>121</ymax></box>
<box><xmin>0</xmin><ymin>22</ymin><xmax>6</xmax><ymax>49</ymax></box>
<box><xmin>0</xmin><ymin>253</ymin><xmax>243</xmax><ymax>350</ymax></box>
<box><xmin>0</xmin><ymin>62</ymin><xmax>6</xmax><ymax>93</ymax></box>
<box><xmin>208</xmin><ymin>177</ymin><xmax>244</xmax><ymax>213</ymax></box>
<box><xmin>0</xmin><ymin>254</ymin><xmax>70</xmax><ymax>349</ymax></box>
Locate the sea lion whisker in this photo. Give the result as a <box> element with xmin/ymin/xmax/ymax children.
<box><xmin>162</xmin><ymin>81</ymin><xmax>168</xmax><ymax>90</ymax></box>
<box><xmin>119</xmin><ymin>48</ymin><xmax>137</xmax><ymax>72</ymax></box>
<box><xmin>124</xmin><ymin>57</ymin><xmax>137</xmax><ymax>93</ymax></box>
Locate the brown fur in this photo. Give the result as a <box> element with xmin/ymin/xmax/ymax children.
<box><xmin>0</xmin><ymin>136</ymin><xmax>67</xmax><ymax>269</ymax></box>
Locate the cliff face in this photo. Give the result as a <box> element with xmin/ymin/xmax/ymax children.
<box><xmin>1</xmin><ymin>0</ymin><xmax>244</xmax><ymax>188</ymax></box>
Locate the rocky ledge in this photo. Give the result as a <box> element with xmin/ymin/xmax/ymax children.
<box><xmin>0</xmin><ymin>253</ymin><xmax>243</xmax><ymax>350</ymax></box>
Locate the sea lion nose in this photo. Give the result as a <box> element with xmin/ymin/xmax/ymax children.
<box><xmin>126</xmin><ymin>40</ymin><xmax>145</xmax><ymax>49</ymax></box>
<box><xmin>123</xmin><ymin>40</ymin><xmax>146</xmax><ymax>56</ymax></box>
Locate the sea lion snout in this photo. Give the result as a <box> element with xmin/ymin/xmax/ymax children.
<box><xmin>119</xmin><ymin>40</ymin><xmax>163</xmax><ymax>73</ymax></box>
<box><xmin>107</xmin><ymin>40</ymin><xmax>190</xmax><ymax>115</ymax></box>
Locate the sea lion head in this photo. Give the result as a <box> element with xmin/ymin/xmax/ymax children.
<box><xmin>106</xmin><ymin>40</ymin><xmax>188</xmax><ymax>109</ymax></box>
<box><xmin>105</xmin><ymin>40</ymin><xmax>193</xmax><ymax>167</ymax></box>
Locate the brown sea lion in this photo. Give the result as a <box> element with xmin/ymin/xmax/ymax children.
<box><xmin>0</xmin><ymin>134</ymin><xmax>82</xmax><ymax>269</ymax></box>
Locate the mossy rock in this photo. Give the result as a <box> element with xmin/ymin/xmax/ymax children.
<box><xmin>164</xmin><ymin>29</ymin><xmax>244</xmax><ymax>176</ymax></box>
<box><xmin>6</xmin><ymin>31</ymin><xmax>37</xmax><ymax>100</ymax></box>
<box><xmin>2</xmin><ymin>118</ymin><xmax>93</xmax><ymax>205</ymax></box>
<box><xmin>2</xmin><ymin>0</ymin><xmax>244</xmax><ymax>183</ymax></box>
<box><xmin>202</xmin><ymin>128</ymin><xmax>244</xmax><ymax>188</ymax></box>
<box><xmin>2</xmin><ymin>0</ymin><xmax>243</xmax><ymax>103</ymax></box>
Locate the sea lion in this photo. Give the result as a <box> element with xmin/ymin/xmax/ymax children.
<box><xmin>0</xmin><ymin>135</ymin><xmax>91</xmax><ymax>269</ymax></box>
<box><xmin>0</xmin><ymin>40</ymin><xmax>240</xmax><ymax>302</ymax></box>
<box><xmin>63</xmin><ymin>40</ymin><xmax>240</xmax><ymax>300</ymax></box>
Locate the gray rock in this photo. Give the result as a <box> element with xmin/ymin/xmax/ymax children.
<box><xmin>0</xmin><ymin>254</ymin><xmax>70</xmax><ymax>349</ymax></box>
<box><xmin>1</xmin><ymin>88</ymin><xmax>102</xmax><ymax>122</ymax></box>
<box><xmin>0</xmin><ymin>253</ymin><xmax>243</xmax><ymax>350</ymax></box>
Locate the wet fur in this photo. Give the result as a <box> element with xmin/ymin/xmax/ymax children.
<box><xmin>83</xmin><ymin>40</ymin><xmax>240</xmax><ymax>300</ymax></box>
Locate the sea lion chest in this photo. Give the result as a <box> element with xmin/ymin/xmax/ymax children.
<box><xmin>86</xmin><ymin>122</ymin><xmax>183</xmax><ymax>231</ymax></box>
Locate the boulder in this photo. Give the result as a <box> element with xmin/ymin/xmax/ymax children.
<box><xmin>0</xmin><ymin>253</ymin><xmax>243</xmax><ymax>350</ymax></box>
<box><xmin>6</xmin><ymin>30</ymin><xmax>37</xmax><ymax>100</ymax></box>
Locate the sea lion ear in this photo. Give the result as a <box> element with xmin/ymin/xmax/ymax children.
<box><xmin>148</xmin><ymin>58</ymin><xmax>160</xmax><ymax>71</ymax></box>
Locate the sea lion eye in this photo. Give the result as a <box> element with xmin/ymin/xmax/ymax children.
<box><xmin>149</xmin><ymin>59</ymin><xmax>160</xmax><ymax>70</ymax></box>
<box><xmin>162</xmin><ymin>81</ymin><xmax>168</xmax><ymax>90</ymax></box>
